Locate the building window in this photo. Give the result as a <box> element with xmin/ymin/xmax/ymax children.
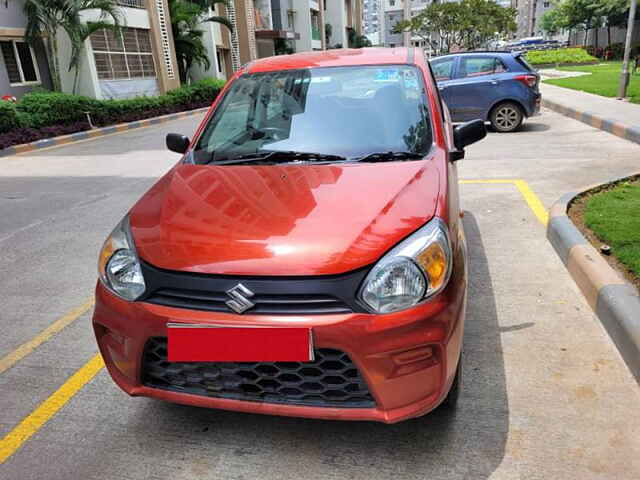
<box><xmin>0</xmin><ymin>40</ymin><xmax>41</xmax><ymax>86</ymax></box>
<box><xmin>543</xmin><ymin>1</ymin><xmax>549</xmax><ymax>6</ymax></box>
<box><xmin>90</xmin><ymin>27</ymin><xmax>156</xmax><ymax>80</ymax></box>
<box><xmin>216</xmin><ymin>49</ymin><xmax>223</xmax><ymax>74</ymax></box>
<box><xmin>116</xmin><ymin>0</ymin><xmax>145</xmax><ymax>8</ymax></box>
<box><xmin>390</xmin><ymin>0</ymin><xmax>395</xmax><ymax>5</ymax></box>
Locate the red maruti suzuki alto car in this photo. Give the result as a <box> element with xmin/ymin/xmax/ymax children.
<box><xmin>93</xmin><ymin>48</ymin><xmax>486</xmax><ymax>423</ymax></box>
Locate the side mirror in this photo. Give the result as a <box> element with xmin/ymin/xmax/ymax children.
<box><xmin>452</xmin><ymin>119</ymin><xmax>487</xmax><ymax>159</ymax></box>
<box><xmin>166</xmin><ymin>133</ymin><xmax>190</xmax><ymax>154</ymax></box>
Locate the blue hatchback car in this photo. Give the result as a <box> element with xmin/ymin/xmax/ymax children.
<box><xmin>430</xmin><ymin>52</ymin><xmax>541</xmax><ymax>132</ymax></box>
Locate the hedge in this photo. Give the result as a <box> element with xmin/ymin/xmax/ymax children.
<box><xmin>0</xmin><ymin>102</ymin><xmax>22</xmax><ymax>133</ymax></box>
<box><xmin>0</xmin><ymin>78</ymin><xmax>225</xmax><ymax>148</ymax></box>
<box><xmin>525</xmin><ymin>48</ymin><xmax>598</xmax><ymax>66</ymax></box>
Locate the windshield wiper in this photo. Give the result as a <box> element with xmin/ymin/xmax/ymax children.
<box><xmin>355</xmin><ymin>151</ymin><xmax>424</xmax><ymax>163</ymax></box>
<box><xmin>211</xmin><ymin>150</ymin><xmax>347</xmax><ymax>166</ymax></box>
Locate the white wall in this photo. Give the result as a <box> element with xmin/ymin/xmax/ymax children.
<box><xmin>79</xmin><ymin>7</ymin><xmax>151</xmax><ymax>28</ymax></box>
<box><xmin>291</xmin><ymin>0</ymin><xmax>312</xmax><ymax>51</ymax></box>
<box><xmin>190</xmin><ymin>17</ymin><xmax>224</xmax><ymax>82</ymax></box>
<box><xmin>57</xmin><ymin>31</ymin><xmax>101</xmax><ymax>98</ymax></box>
<box><xmin>325</xmin><ymin>0</ymin><xmax>348</xmax><ymax>47</ymax></box>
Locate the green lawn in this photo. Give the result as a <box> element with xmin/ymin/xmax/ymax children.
<box><xmin>584</xmin><ymin>180</ymin><xmax>640</xmax><ymax>280</ymax></box>
<box><xmin>544</xmin><ymin>62</ymin><xmax>640</xmax><ymax>104</ymax></box>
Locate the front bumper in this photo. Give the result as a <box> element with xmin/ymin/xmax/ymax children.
<box><xmin>93</xmin><ymin>242</ymin><xmax>467</xmax><ymax>424</ymax></box>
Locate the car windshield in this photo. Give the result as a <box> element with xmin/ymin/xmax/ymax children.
<box><xmin>192</xmin><ymin>65</ymin><xmax>433</xmax><ymax>164</ymax></box>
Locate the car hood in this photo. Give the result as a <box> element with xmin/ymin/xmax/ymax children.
<box><xmin>129</xmin><ymin>161</ymin><xmax>440</xmax><ymax>276</ymax></box>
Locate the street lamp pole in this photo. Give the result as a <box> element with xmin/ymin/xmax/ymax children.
<box><xmin>617</xmin><ymin>0</ymin><xmax>638</xmax><ymax>99</ymax></box>
<box><xmin>403</xmin><ymin>0</ymin><xmax>411</xmax><ymax>47</ymax></box>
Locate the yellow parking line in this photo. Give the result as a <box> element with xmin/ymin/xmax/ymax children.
<box><xmin>0</xmin><ymin>353</ymin><xmax>104</xmax><ymax>464</ymax></box>
<box><xmin>460</xmin><ymin>179</ymin><xmax>548</xmax><ymax>226</ymax></box>
<box><xmin>0</xmin><ymin>298</ymin><xmax>94</xmax><ymax>375</ymax></box>
<box><xmin>513</xmin><ymin>179</ymin><xmax>549</xmax><ymax>226</ymax></box>
<box><xmin>0</xmin><ymin>179</ymin><xmax>549</xmax><ymax>463</ymax></box>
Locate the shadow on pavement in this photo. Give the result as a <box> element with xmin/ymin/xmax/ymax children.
<box><xmin>125</xmin><ymin>211</ymin><xmax>509</xmax><ymax>479</ymax></box>
<box><xmin>519</xmin><ymin>121</ymin><xmax>550</xmax><ymax>133</ymax></box>
<box><xmin>24</xmin><ymin>121</ymin><xmax>200</xmax><ymax>157</ymax></box>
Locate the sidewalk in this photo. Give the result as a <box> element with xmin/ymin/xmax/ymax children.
<box><xmin>540</xmin><ymin>83</ymin><xmax>640</xmax><ymax>145</ymax></box>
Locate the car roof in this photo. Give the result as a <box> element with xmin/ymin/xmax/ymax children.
<box><xmin>247</xmin><ymin>47</ymin><xmax>415</xmax><ymax>74</ymax></box>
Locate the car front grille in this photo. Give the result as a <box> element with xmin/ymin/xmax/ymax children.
<box><xmin>141</xmin><ymin>337</ymin><xmax>376</xmax><ymax>408</ymax></box>
<box><xmin>146</xmin><ymin>289</ymin><xmax>351</xmax><ymax>314</ymax></box>
<box><xmin>139</xmin><ymin>261</ymin><xmax>370</xmax><ymax>315</ymax></box>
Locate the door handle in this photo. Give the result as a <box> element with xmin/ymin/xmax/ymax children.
<box><xmin>490</xmin><ymin>80</ymin><xmax>499</xmax><ymax>85</ymax></box>
<box><xmin>438</xmin><ymin>85</ymin><xmax>447</xmax><ymax>90</ymax></box>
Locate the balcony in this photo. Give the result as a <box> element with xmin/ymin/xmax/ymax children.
<box><xmin>254</xmin><ymin>0</ymin><xmax>273</xmax><ymax>31</ymax></box>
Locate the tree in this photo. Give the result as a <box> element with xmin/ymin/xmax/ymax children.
<box><xmin>562</xmin><ymin>0</ymin><xmax>604</xmax><ymax>46</ymax></box>
<box><xmin>347</xmin><ymin>28</ymin><xmax>371</xmax><ymax>48</ymax></box>
<box><xmin>598</xmin><ymin>0</ymin><xmax>629</xmax><ymax>46</ymax></box>
<box><xmin>325</xmin><ymin>22</ymin><xmax>332</xmax><ymax>46</ymax></box>
<box><xmin>24</xmin><ymin>0</ymin><xmax>123</xmax><ymax>92</ymax></box>
<box><xmin>168</xmin><ymin>0</ymin><xmax>232</xmax><ymax>83</ymax></box>
<box><xmin>540</xmin><ymin>3</ymin><xmax>569</xmax><ymax>36</ymax></box>
<box><xmin>393</xmin><ymin>0</ymin><xmax>516</xmax><ymax>54</ymax></box>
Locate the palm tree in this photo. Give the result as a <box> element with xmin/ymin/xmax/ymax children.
<box><xmin>24</xmin><ymin>0</ymin><xmax>123</xmax><ymax>92</ymax></box>
<box><xmin>169</xmin><ymin>0</ymin><xmax>232</xmax><ymax>84</ymax></box>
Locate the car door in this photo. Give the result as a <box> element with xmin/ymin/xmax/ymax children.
<box><xmin>430</xmin><ymin>56</ymin><xmax>457</xmax><ymax>118</ymax></box>
<box><xmin>441</xmin><ymin>56</ymin><xmax>504</xmax><ymax>122</ymax></box>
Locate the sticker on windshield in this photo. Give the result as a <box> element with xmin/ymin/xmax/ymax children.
<box><xmin>374</xmin><ymin>69</ymin><xmax>400</xmax><ymax>82</ymax></box>
<box><xmin>403</xmin><ymin>70</ymin><xmax>419</xmax><ymax>89</ymax></box>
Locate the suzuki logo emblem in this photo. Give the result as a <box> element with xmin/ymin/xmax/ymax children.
<box><xmin>225</xmin><ymin>283</ymin><xmax>255</xmax><ymax>314</ymax></box>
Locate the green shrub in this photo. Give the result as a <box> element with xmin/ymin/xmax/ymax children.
<box><xmin>525</xmin><ymin>48</ymin><xmax>598</xmax><ymax>66</ymax></box>
<box><xmin>167</xmin><ymin>78</ymin><xmax>226</xmax><ymax>104</ymax></box>
<box><xmin>9</xmin><ymin>78</ymin><xmax>225</xmax><ymax>131</ymax></box>
<box><xmin>17</xmin><ymin>91</ymin><xmax>99</xmax><ymax>128</ymax></box>
<box><xmin>0</xmin><ymin>102</ymin><xmax>22</xmax><ymax>133</ymax></box>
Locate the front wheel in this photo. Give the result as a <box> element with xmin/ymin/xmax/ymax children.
<box><xmin>490</xmin><ymin>102</ymin><xmax>524</xmax><ymax>132</ymax></box>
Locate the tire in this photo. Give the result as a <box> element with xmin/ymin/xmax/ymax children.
<box><xmin>440</xmin><ymin>356</ymin><xmax>463</xmax><ymax>409</ymax></box>
<box><xmin>490</xmin><ymin>102</ymin><xmax>524</xmax><ymax>133</ymax></box>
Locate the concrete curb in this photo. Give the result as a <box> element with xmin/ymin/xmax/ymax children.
<box><xmin>547</xmin><ymin>175</ymin><xmax>640</xmax><ymax>383</ymax></box>
<box><xmin>0</xmin><ymin>106</ymin><xmax>209</xmax><ymax>158</ymax></box>
<box><xmin>542</xmin><ymin>98</ymin><xmax>640</xmax><ymax>146</ymax></box>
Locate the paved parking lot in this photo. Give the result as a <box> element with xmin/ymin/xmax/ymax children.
<box><xmin>1</xmin><ymin>110</ymin><xmax>640</xmax><ymax>479</ymax></box>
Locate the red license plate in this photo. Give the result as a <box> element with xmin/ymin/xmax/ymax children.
<box><xmin>167</xmin><ymin>324</ymin><xmax>313</xmax><ymax>362</ymax></box>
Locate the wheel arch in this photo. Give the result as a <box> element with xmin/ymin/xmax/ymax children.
<box><xmin>486</xmin><ymin>98</ymin><xmax>528</xmax><ymax>121</ymax></box>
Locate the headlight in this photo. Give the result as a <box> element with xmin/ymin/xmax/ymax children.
<box><xmin>359</xmin><ymin>218</ymin><xmax>452</xmax><ymax>314</ymax></box>
<box><xmin>98</xmin><ymin>215</ymin><xmax>145</xmax><ymax>301</ymax></box>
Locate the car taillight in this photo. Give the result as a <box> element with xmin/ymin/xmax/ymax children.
<box><xmin>515</xmin><ymin>74</ymin><xmax>537</xmax><ymax>88</ymax></box>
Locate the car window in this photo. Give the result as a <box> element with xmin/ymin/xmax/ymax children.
<box><xmin>460</xmin><ymin>57</ymin><xmax>506</xmax><ymax>78</ymax></box>
<box><xmin>430</xmin><ymin>58</ymin><xmax>454</xmax><ymax>81</ymax></box>
<box><xmin>514</xmin><ymin>55</ymin><xmax>534</xmax><ymax>72</ymax></box>
<box><xmin>193</xmin><ymin>65</ymin><xmax>434</xmax><ymax>162</ymax></box>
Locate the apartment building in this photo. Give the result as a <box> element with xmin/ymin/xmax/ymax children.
<box><xmin>77</xmin><ymin>0</ymin><xmax>179</xmax><ymax>99</ymax></box>
<box><xmin>325</xmin><ymin>0</ymin><xmax>362</xmax><ymax>48</ymax></box>
<box><xmin>2</xmin><ymin>0</ymin><xmax>363</xmax><ymax>101</ymax></box>
<box><xmin>513</xmin><ymin>0</ymin><xmax>552</xmax><ymax>39</ymax></box>
<box><xmin>382</xmin><ymin>0</ymin><xmax>430</xmax><ymax>48</ymax></box>
<box><xmin>0</xmin><ymin>0</ymin><xmax>52</xmax><ymax>98</ymax></box>
<box><xmin>206</xmin><ymin>0</ymin><xmax>361</xmax><ymax>76</ymax></box>
<box><xmin>363</xmin><ymin>0</ymin><xmax>382</xmax><ymax>45</ymax></box>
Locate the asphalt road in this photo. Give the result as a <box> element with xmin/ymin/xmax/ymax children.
<box><xmin>1</xmin><ymin>110</ymin><xmax>640</xmax><ymax>479</ymax></box>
